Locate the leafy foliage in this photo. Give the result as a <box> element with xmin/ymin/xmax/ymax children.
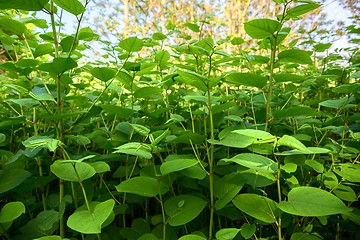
<box><xmin>0</xmin><ymin>1</ymin><xmax>359</xmax><ymax>240</ymax></box>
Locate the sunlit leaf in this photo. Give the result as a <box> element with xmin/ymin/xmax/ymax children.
<box><xmin>286</xmin><ymin>3</ymin><xmax>321</xmax><ymax>19</ymax></box>
<box><xmin>67</xmin><ymin>199</ymin><xmax>115</xmax><ymax>234</ymax></box>
<box><xmin>119</xmin><ymin>36</ymin><xmax>143</xmax><ymax>52</ymax></box>
<box><xmin>53</xmin><ymin>0</ymin><xmax>85</xmax><ymax>15</ymax></box>
<box><xmin>0</xmin><ymin>0</ymin><xmax>48</xmax><ymax>11</ymax></box>
<box><xmin>220</xmin><ymin>153</ymin><xmax>277</xmax><ymax>173</ymax></box>
<box><xmin>0</xmin><ymin>202</ymin><xmax>25</xmax><ymax>223</ymax></box>
<box><xmin>279</xmin><ymin>187</ymin><xmax>350</xmax><ymax>216</ymax></box>
<box><xmin>0</xmin><ymin>16</ymin><xmax>26</xmax><ymax>35</ymax></box>
<box><xmin>244</xmin><ymin>19</ymin><xmax>282</xmax><ymax>39</ymax></box>
<box><xmin>278</xmin><ymin>49</ymin><xmax>313</xmax><ymax>65</ymax></box>
<box><xmin>113</xmin><ymin>142</ymin><xmax>152</xmax><ymax>159</ymax></box>
<box><xmin>232</xmin><ymin>194</ymin><xmax>279</xmax><ymax>223</ymax></box>
<box><xmin>50</xmin><ymin>161</ymin><xmax>96</xmax><ymax>182</ymax></box>
<box><xmin>160</xmin><ymin>157</ymin><xmax>198</xmax><ymax>175</ymax></box>
<box><xmin>277</xmin><ymin>135</ymin><xmax>307</xmax><ymax>151</ymax></box>
<box><xmin>115</xmin><ymin>176</ymin><xmax>168</xmax><ymax>197</ymax></box>
<box><xmin>91</xmin><ymin>67</ymin><xmax>116</xmax><ymax>82</ymax></box>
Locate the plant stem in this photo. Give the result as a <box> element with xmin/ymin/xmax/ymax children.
<box><xmin>59</xmin><ymin>179</ymin><xmax>65</xmax><ymax>238</ymax></box>
<box><xmin>265</xmin><ymin>35</ymin><xmax>277</xmax><ymax>132</ymax></box>
<box><xmin>207</xmin><ymin>87</ymin><xmax>215</xmax><ymax>239</ymax></box>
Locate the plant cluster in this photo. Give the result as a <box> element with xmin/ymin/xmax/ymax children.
<box><xmin>0</xmin><ymin>0</ymin><xmax>359</xmax><ymax>240</ymax></box>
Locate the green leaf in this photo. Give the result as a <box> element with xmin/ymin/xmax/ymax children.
<box><xmin>232</xmin><ymin>194</ymin><xmax>279</xmax><ymax>223</ymax></box>
<box><xmin>277</xmin><ymin>135</ymin><xmax>307</xmax><ymax>151</ymax></box>
<box><xmin>209</xmin><ymin>132</ymin><xmax>254</xmax><ymax>149</ymax></box>
<box><xmin>39</xmin><ymin>57</ymin><xmax>77</xmax><ymax>75</ymax></box>
<box><xmin>272</xmin><ymin>106</ymin><xmax>316</xmax><ymax>118</ymax></box>
<box><xmin>333</xmin><ymin>185</ymin><xmax>357</xmax><ymax>202</ymax></box>
<box><xmin>282</xmin><ymin>163</ymin><xmax>297</xmax><ymax>173</ymax></box>
<box><xmin>73</xmin><ymin>106</ymin><xmax>102</xmax><ymax>126</ymax></box>
<box><xmin>60</xmin><ymin>36</ymin><xmax>75</xmax><ymax>52</ymax></box>
<box><xmin>152</xmin><ymin>32</ymin><xmax>167</xmax><ymax>40</ymax></box>
<box><xmin>134</xmin><ymin>87</ymin><xmax>162</xmax><ymax>99</ymax></box>
<box><xmin>220</xmin><ymin>153</ymin><xmax>277</xmax><ymax>173</ymax></box>
<box><xmin>0</xmin><ymin>0</ymin><xmax>48</xmax><ymax>11</ymax></box>
<box><xmin>273</xmin><ymin>73</ymin><xmax>306</xmax><ymax>83</ymax></box>
<box><xmin>305</xmin><ymin>160</ymin><xmax>324</xmax><ymax>173</ymax></box>
<box><xmin>50</xmin><ymin>161</ymin><xmax>96</xmax><ymax>182</ymax></box>
<box><xmin>215</xmin><ymin>228</ymin><xmax>240</xmax><ymax>240</ymax></box>
<box><xmin>25</xmin><ymin>18</ymin><xmax>48</xmax><ymax>28</ymax></box>
<box><xmin>240</xmin><ymin>223</ymin><xmax>256</xmax><ymax>239</ymax></box>
<box><xmin>276</xmin><ymin>147</ymin><xmax>330</xmax><ymax>155</ymax></box>
<box><xmin>184</xmin><ymin>22</ymin><xmax>200</xmax><ymax>32</ymax></box>
<box><xmin>115</xmin><ymin>176</ymin><xmax>168</xmax><ymax>197</ymax></box>
<box><xmin>278</xmin><ymin>49</ymin><xmax>313</xmax><ymax>65</ymax></box>
<box><xmin>319</xmin><ymin>96</ymin><xmax>350</xmax><ymax>109</ymax></box>
<box><xmin>35</xmin><ymin>210</ymin><xmax>59</xmax><ymax>231</ymax></box>
<box><xmin>290</xmin><ymin>232</ymin><xmax>322</xmax><ymax>240</ymax></box>
<box><xmin>89</xmin><ymin>161</ymin><xmax>110</xmax><ymax>173</ymax></box>
<box><xmin>314</xmin><ymin>43</ymin><xmax>332</xmax><ymax>52</ymax></box>
<box><xmin>214</xmin><ymin>173</ymin><xmax>244</xmax><ymax>210</ymax></box>
<box><xmin>90</xmin><ymin>67</ymin><xmax>116</xmax><ymax>82</ymax></box>
<box><xmin>155</xmin><ymin>50</ymin><xmax>170</xmax><ymax>63</ymax></box>
<box><xmin>22</xmin><ymin>136</ymin><xmax>63</xmax><ymax>152</ymax></box>
<box><xmin>160</xmin><ymin>158</ymin><xmax>198</xmax><ymax>175</ymax></box>
<box><xmin>333</xmin><ymin>163</ymin><xmax>360</xmax><ymax>183</ymax></box>
<box><xmin>177</xmin><ymin>71</ymin><xmax>208</xmax><ymax>92</ymax></box>
<box><xmin>53</xmin><ymin>0</ymin><xmax>85</xmax><ymax>15</ymax></box>
<box><xmin>0</xmin><ymin>116</ymin><xmax>26</xmax><ymax>129</ymax></box>
<box><xmin>78</xmin><ymin>27</ymin><xmax>97</xmax><ymax>41</ymax></box>
<box><xmin>0</xmin><ymin>202</ymin><xmax>25</xmax><ymax>223</ymax></box>
<box><xmin>33</xmin><ymin>43</ymin><xmax>54</xmax><ymax>58</ymax></box>
<box><xmin>225</xmin><ymin>72</ymin><xmax>267</xmax><ymax>88</ymax></box>
<box><xmin>33</xmin><ymin>236</ymin><xmax>67</xmax><ymax>240</ymax></box>
<box><xmin>286</xmin><ymin>3</ymin><xmax>321</xmax><ymax>19</ymax></box>
<box><xmin>165</xmin><ymin>195</ymin><xmax>207</xmax><ymax>226</ymax></box>
<box><xmin>119</xmin><ymin>36</ymin><xmax>144</xmax><ymax>52</ymax></box>
<box><xmin>150</xmin><ymin>129</ymin><xmax>171</xmax><ymax>148</ymax></box>
<box><xmin>15</xmin><ymin>59</ymin><xmax>40</xmax><ymax>68</ymax></box>
<box><xmin>66</xmin><ymin>135</ymin><xmax>91</xmax><ymax>146</ymax></box>
<box><xmin>231</xmin><ymin>37</ymin><xmax>244</xmax><ymax>45</ymax></box>
<box><xmin>0</xmin><ymin>16</ymin><xmax>26</xmax><ymax>36</ymax></box>
<box><xmin>278</xmin><ymin>187</ymin><xmax>350</xmax><ymax>216</ymax></box>
<box><xmin>138</xmin><ymin>233</ymin><xmax>158</xmax><ymax>240</ymax></box>
<box><xmin>180</xmin><ymin>164</ymin><xmax>207</xmax><ymax>180</ymax></box>
<box><xmin>105</xmin><ymin>106</ymin><xmax>135</xmax><ymax>118</ymax></box>
<box><xmin>332</xmin><ymin>83</ymin><xmax>360</xmax><ymax>93</ymax></box>
<box><xmin>232</xmin><ymin>129</ymin><xmax>275</xmax><ymax>144</ymax></box>
<box><xmin>113</xmin><ymin>142</ymin><xmax>152</xmax><ymax>159</ymax></box>
<box><xmin>67</xmin><ymin>199</ymin><xmax>115</xmax><ymax>234</ymax></box>
<box><xmin>244</xmin><ymin>19</ymin><xmax>282</xmax><ymax>39</ymax></box>
<box><xmin>179</xmin><ymin>235</ymin><xmax>206</xmax><ymax>240</ymax></box>
<box><xmin>0</xmin><ymin>168</ymin><xmax>31</xmax><ymax>194</ymax></box>
<box><xmin>30</xmin><ymin>86</ymin><xmax>55</xmax><ymax>102</ymax></box>
<box><xmin>0</xmin><ymin>133</ymin><xmax>6</xmax><ymax>144</ymax></box>
<box><xmin>130</xmin><ymin>123</ymin><xmax>150</xmax><ymax>136</ymax></box>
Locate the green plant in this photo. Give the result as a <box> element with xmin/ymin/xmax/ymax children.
<box><xmin>0</xmin><ymin>0</ymin><xmax>359</xmax><ymax>240</ymax></box>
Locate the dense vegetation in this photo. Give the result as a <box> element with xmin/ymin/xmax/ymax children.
<box><xmin>0</xmin><ymin>0</ymin><xmax>359</xmax><ymax>240</ymax></box>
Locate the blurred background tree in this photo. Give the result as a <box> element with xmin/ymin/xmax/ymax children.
<box><xmin>83</xmin><ymin>0</ymin><xmax>356</xmax><ymax>48</ymax></box>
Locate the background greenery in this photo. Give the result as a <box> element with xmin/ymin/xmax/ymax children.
<box><xmin>0</xmin><ymin>0</ymin><xmax>359</xmax><ymax>240</ymax></box>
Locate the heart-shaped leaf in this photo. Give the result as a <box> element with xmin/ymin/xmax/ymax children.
<box><xmin>67</xmin><ymin>199</ymin><xmax>115</xmax><ymax>234</ymax></box>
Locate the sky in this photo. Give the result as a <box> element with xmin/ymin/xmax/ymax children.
<box><xmin>322</xmin><ymin>0</ymin><xmax>355</xmax><ymax>51</ymax></box>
